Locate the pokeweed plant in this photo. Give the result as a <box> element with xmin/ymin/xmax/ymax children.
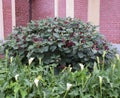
<box><xmin>3</xmin><ymin>17</ymin><xmax>117</xmax><ymax>70</ymax></box>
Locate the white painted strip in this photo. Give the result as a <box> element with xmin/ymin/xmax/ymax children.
<box><xmin>0</xmin><ymin>0</ymin><xmax>4</xmax><ymax>40</ymax></box>
<box><xmin>88</xmin><ymin>0</ymin><xmax>100</xmax><ymax>25</ymax></box>
<box><xmin>11</xmin><ymin>0</ymin><xmax>16</xmax><ymax>30</ymax></box>
<box><xmin>66</xmin><ymin>0</ymin><xmax>74</xmax><ymax>18</ymax></box>
<box><xmin>54</xmin><ymin>0</ymin><xmax>58</xmax><ymax>17</ymax></box>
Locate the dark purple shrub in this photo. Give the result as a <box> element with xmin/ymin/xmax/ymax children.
<box><xmin>3</xmin><ymin>17</ymin><xmax>117</xmax><ymax>70</ymax></box>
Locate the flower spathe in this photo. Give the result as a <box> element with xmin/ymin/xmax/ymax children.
<box><xmin>102</xmin><ymin>51</ymin><xmax>107</xmax><ymax>58</ymax></box>
<box><xmin>10</xmin><ymin>57</ymin><xmax>13</xmax><ymax>63</ymax></box>
<box><xmin>69</xmin><ymin>67</ymin><xmax>72</xmax><ymax>72</ymax></box>
<box><xmin>97</xmin><ymin>56</ymin><xmax>100</xmax><ymax>64</ymax></box>
<box><xmin>79</xmin><ymin>63</ymin><xmax>84</xmax><ymax>70</ymax></box>
<box><xmin>34</xmin><ymin>78</ymin><xmax>39</xmax><ymax>87</ymax></box>
<box><xmin>115</xmin><ymin>54</ymin><xmax>120</xmax><ymax>60</ymax></box>
<box><xmin>98</xmin><ymin>76</ymin><xmax>103</xmax><ymax>85</ymax></box>
<box><xmin>112</xmin><ymin>64</ymin><xmax>116</xmax><ymax>72</ymax></box>
<box><xmin>67</xmin><ymin>83</ymin><xmax>72</xmax><ymax>91</ymax></box>
<box><xmin>15</xmin><ymin>74</ymin><xmax>19</xmax><ymax>81</ymax></box>
<box><xmin>28</xmin><ymin>57</ymin><xmax>34</xmax><ymax>65</ymax></box>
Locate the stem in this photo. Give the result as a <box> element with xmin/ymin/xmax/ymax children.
<box><xmin>82</xmin><ymin>77</ymin><xmax>84</xmax><ymax>91</ymax></box>
<box><xmin>63</xmin><ymin>90</ymin><xmax>68</xmax><ymax>98</ymax></box>
<box><xmin>97</xmin><ymin>63</ymin><xmax>100</xmax><ymax>70</ymax></box>
<box><xmin>14</xmin><ymin>92</ymin><xmax>17</xmax><ymax>98</ymax></box>
<box><xmin>102</xmin><ymin>58</ymin><xmax>105</xmax><ymax>71</ymax></box>
<box><xmin>5</xmin><ymin>50</ymin><xmax>8</xmax><ymax>67</ymax></box>
<box><xmin>100</xmin><ymin>82</ymin><xmax>102</xmax><ymax>98</ymax></box>
<box><xmin>82</xmin><ymin>74</ymin><xmax>91</xmax><ymax>90</ymax></box>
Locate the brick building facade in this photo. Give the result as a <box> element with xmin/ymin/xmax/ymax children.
<box><xmin>0</xmin><ymin>0</ymin><xmax>120</xmax><ymax>43</ymax></box>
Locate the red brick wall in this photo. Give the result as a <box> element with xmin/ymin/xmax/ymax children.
<box><xmin>3</xmin><ymin>0</ymin><xmax>118</xmax><ymax>43</ymax></box>
<box><xmin>100</xmin><ymin>0</ymin><xmax>120</xmax><ymax>43</ymax></box>
<box><xmin>15</xmin><ymin>0</ymin><xmax>29</xmax><ymax>26</ymax></box>
<box><xmin>58</xmin><ymin>0</ymin><xmax>66</xmax><ymax>17</ymax></box>
<box><xmin>32</xmin><ymin>0</ymin><xmax>54</xmax><ymax>20</ymax></box>
<box><xmin>3</xmin><ymin>0</ymin><xmax>12</xmax><ymax>38</ymax></box>
<box><xmin>74</xmin><ymin>0</ymin><xmax>88</xmax><ymax>22</ymax></box>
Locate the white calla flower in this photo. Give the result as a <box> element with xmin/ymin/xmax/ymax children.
<box><xmin>79</xmin><ymin>63</ymin><xmax>84</xmax><ymax>70</ymax></box>
<box><xmin>68</xmin><ymin>67</ymin><xmax>72</xmax><ymax>72</ymax></box>
<box><xmin>115</xmin><ymin>54</ymin><xmax>120</xmax><ymax>60</ymax></box>
<box><xmin>112</xmin><ymin>64</ymin><xmax>116</xmax><ymax>72</ymax></box>
<box><xmin>102</xmin><ymin>51</ymin><xmax>106</xmax><ymax>58</ymax></box>
<box><xmin>67</xmin><ymin>83</ymin><xmax>72</xmax><ymax>91</ymax></box>
<box><xmin>97</xmin><ymin>56</ymin><xmax>100</xmax><ymax>64</ymax></box>
<box><xmin>10</xmin><ymin>57</ymin><xmax>13</xmax><ymax>63</ymax></box>
<box><xmin>15</xmin><ymin>74</ymin><xmax>19</xmax><ymax>81</ymax></box>
<box><xmin>28</xmin><ymin>58</ymin><xmax>34</xmax><ymax>65</ymax></box>
<box><xmin>34</xmin><ymin>78</ymin><xmax>39</xmax><ymax>87</ymax></box>
<box><xmin>98</xmin><ymin>76</ymin><xmax>103</xmax><ymax>85</ymax></box>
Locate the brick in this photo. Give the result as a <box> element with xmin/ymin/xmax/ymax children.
<box><xmin>15</xmin><ymin>0</ymin><xmax>29</xmax><ymax>26</ymax></box>
<box><xmin>58</xmin><ymin>0</ymin><xmax>66</xmax><ymax>17</ymax></box>
<box><xmin>100</xmin><ymin>0</ymin><xmax>120</xmax><ymax>43</ymax></box>
<box><xmin>32</xmin><ymin>0</ymin><xmax>54</xmax><ymax>20</ymax></box>
<box><xmin>74</xmin><ymin>0</ymin><xmax>88</xmax><ymax>22</ymax></box>
<box><xmin>3</xmin><ymin>0</ymin><xmax>12</xmax><ymax>38</ymax></box>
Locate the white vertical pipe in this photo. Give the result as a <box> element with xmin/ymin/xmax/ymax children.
<box><xmin>11</xmin><ymin>0</ymin><xmax>16</xmax><ymax>30</ymax></box>
<box><xmin>66</xmin><ymin>0</ymin><xmax>74</xmax><ymax>18</ymax></box>
<box><xmin>88</xmin><ymin>0</ymin><xmax>100</xmax><ymax>25</ymax></box>
<box><xmin>54</xmin><ymin>0</ymin><xmax>58</xmax><ymax>17</ymax></box>
<box><xmin>0</xmin><ymin>0</ymin><xmax>4</xmax><ymax>40</ymax></box>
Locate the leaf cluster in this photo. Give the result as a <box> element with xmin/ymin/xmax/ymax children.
<box><xmin>3</xmin><ymin>17</ymin><xmax>117</xmax><ymax>70</ymax></box>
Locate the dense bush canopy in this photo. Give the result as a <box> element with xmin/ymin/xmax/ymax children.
<box><xmin>4</xmin><ymin>17</ymin><xmax>116</xmax><ymax>70</ymax></box>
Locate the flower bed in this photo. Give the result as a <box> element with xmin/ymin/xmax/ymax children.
<box><xmin>0</xmin><ymin>54</ymin><xmax>120</xmax><ymax>98</ymax></box>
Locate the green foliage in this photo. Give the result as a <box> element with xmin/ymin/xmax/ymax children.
<box><xmin>0</xmin><ymin>54</ymin><xmax>120</xmax><ymax>98</ymax></box>
<box><xmin>0</xmin><ymin>41</ymin><xmax>4</xmax><ymax>55</ymax></box>
<box><xmin>3</xmin><ymin>17</ymin><xmax>116</xmax><ymax>70</ymax></box>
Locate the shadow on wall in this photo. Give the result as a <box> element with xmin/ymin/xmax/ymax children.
<box><xmin>113</xmin><ymin>44</ymin><xmax>120</xmax><ymax>54</ymax></box>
